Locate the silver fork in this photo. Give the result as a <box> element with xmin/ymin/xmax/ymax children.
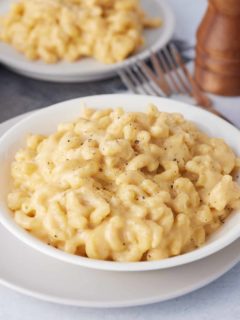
<box><xmin>118</xmin><ymin>44</ymin><xmax>233</xmax><ymax>125</ymax></box>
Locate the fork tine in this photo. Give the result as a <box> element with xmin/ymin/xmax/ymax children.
<box><xmin>160</xmin><ymin>48</ymin><xmax>186</xmax><ymax>93</ymax></box>
<box><xmin>162</xmin><ymin>46</ymin><xmax>192</xmax><ymax>95</ymax></box>
<box><xmin>118</xmin><ymin>69</ymin><xmax>139</xmax><ymax>94</ymax></box>
<box><xmin>157</xmin><ymin>50</ymin><xmax>182</xmax><ymax>94</ymax></box>
<box><xmin>147</xmin><ymin>52</ymin><xmax>172</xmax><ymax>96</ymax></box>
<box><xmin>136</xmin><ymin>60</ymin><xmax>166</xmax><ymax>97</ymax></box>
<box><xmin>122</xmin><ymin>68</ymin><xmax>149</xmax><ymax>95</ymax></box>
<box><xmin>169</xmin><ymin>43</ymin><xmax>213</xmax><ymax>108</ymax></box>
<box><xmin>133</xmin><ymin>65</ymin><xmax>159</xmax><ymax>96</ymax></box>
<box><xmin>119</xmin><ymin>63</ymin><xmax>163</xmax><ymax>97</ymax></box>
<box><xmin>150</xmin><ymin>51</ymin><xmax>169</xmax><ymax>91</ymax></box>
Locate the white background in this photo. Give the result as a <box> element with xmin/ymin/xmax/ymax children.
<box><xmin>0</xmin><ymin>0</ymin><xmax>240</xmax><ymax>319</ymax></box>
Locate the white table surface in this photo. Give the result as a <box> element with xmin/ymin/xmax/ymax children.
<box><xmin>0</xmin><ymin>0</ymin><xmax>239</xmax><ymax>319</ymax></box>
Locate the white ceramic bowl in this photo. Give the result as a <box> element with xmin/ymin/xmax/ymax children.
<box><xmin>0</xmin><ymin>94</ymin><xmax>239</xmax><ymax>272</ymax></box>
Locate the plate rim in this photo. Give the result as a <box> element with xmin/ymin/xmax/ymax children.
<box><xmin>1</xmin><ymin>257</ymin><xmax>239</xmax><ymax>308</ymax></box>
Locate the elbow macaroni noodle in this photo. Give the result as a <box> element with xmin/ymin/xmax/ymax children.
<box><xmin>7</xmin><ymin>105</ymin><xmax>240</xmax><ymax>262</ymax></box>
<box><xmin>0</xmin><ymin>0</ymin><xmax>161</xmax><ymax>63</ymax></box>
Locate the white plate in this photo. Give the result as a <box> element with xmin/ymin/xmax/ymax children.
<box><xmin>0</xmin><ymin>112</ymin><xmax>239</xmax><ymax>308</ymax></box>
<box><xmin>0</xmin><ymin>0</ymin><xmax>175</xmax><ymax>82</ymax></box>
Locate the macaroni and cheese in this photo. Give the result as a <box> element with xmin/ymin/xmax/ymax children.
<box><xmin>7</xmin><ymin>105</ymin><xmax>240</xmax><ymax>262</ymax></box>
<box><xmin>0</xmin><ymin>0</ymin><xmax>161</xmax><ymax>63</ymax></box>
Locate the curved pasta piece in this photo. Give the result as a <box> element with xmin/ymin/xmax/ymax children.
<box><xmin>209</xmin><ymin>175</ymin><xmax>240</xmax><ymax>211</ymax></box>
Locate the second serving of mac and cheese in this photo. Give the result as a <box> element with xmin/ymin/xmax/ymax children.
<box><xmin>0</xmin><ymin>0</ymin><xmax>161</xmax><ymax>63</ymax></box>
<box><xmin>7</xmin><ymin>105</ymin><xmax>240</xmax><ymax>262</ymax></box>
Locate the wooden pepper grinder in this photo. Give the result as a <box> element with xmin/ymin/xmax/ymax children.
<box><xmin>195</xmin><ymin>0</ymin><xmax>240</xmax><ymax>96</ymax></box>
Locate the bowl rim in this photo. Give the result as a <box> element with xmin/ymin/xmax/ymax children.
<box><xmin>0</xmin><ymin>94</ymin><xmax>239</xmax><ymax>272</ymax></box>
